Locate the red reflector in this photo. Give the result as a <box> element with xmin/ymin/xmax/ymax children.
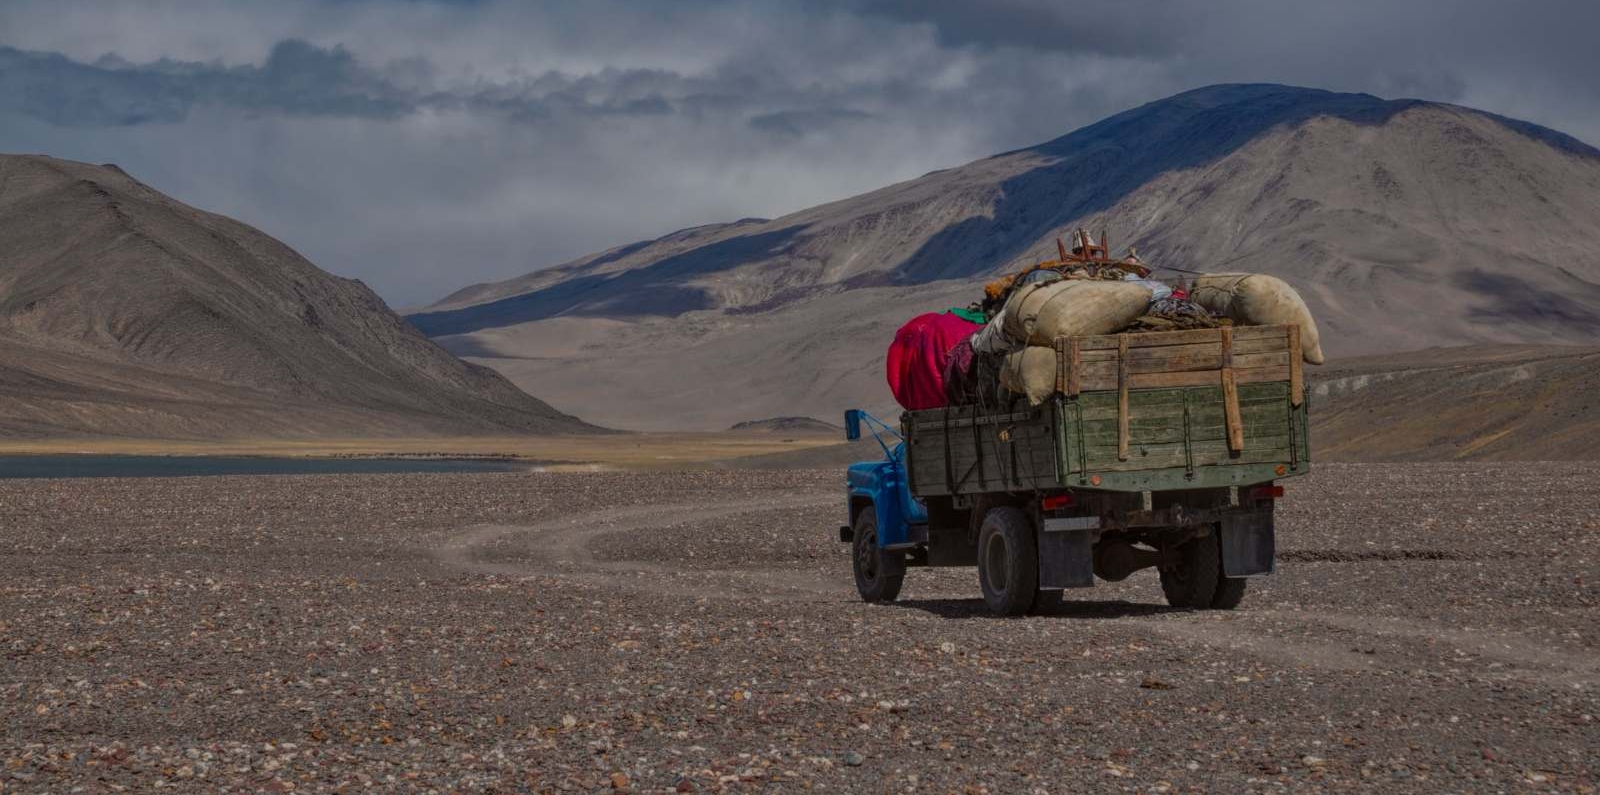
<box><xmin>1040</xmin><ymin>494</ymin><xmax>1076</xmax><ymax>511</ymax></box>
<box><xmin>1248</xmin><ymin>485</ymin><xmax>1285</xmax><ymax>501</ymax></box>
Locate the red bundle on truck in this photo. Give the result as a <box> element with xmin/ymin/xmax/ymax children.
<box><xmin>885</xmin><ymin>310</ymin><xmax>982</xmax><ymax>410</ymax></box>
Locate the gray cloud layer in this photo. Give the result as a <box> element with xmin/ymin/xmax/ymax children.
<box><xmin>0</xmin><ymin>0</ymin><xmax>1596</xmax><ymax>306</ymax></box>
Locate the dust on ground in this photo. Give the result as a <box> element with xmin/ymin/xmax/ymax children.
<box><xmin>2</xmin><ymin>463</ymin><xmax>1596</xmax><ymax>792</ymax></box>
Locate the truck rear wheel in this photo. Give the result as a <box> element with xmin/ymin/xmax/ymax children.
<box><xmin>1031</xmin><ymin>589</ymin><xmax>1064</xmax><ymax>615</ymax></box>
<box><xmin>1211</xmin><ymin>571</ymin><xmax>1248</xmax><ymax>609</ymax></box>
<box><xmin>1160</xmin><ymin>531</ymin><xmax>1248</xmax><ymax>609</ymax></box>
<box><xmin>851</xmin><ymin>508</ymin><xmax>902</xmax><ymax>603</ymax></box>
<box><xmin>1160</xmin><ymin>533</ymin><xmax>1221</xmax><ymax>609</ymax></box>
<box><xmin>977</xmin><ymin>507</ymin><xmax>1039</xmax><ymax>616</ymax></box>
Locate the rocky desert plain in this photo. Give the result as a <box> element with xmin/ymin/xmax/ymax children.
<box><xmin>3</xmin><ymin>464</ymin><xmax>1597</xmax><ymax>792</ymax></box>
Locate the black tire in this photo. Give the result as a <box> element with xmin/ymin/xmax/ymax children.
<box><xmin>1212</xmin><ymin>572</ymin><xmax>1248</xmax><ymax>609</ymax></box>
<box><xmin>851</xmin><ymin>508</ymin><xmax>902</xmax><ymax>603</ymax></box>
<box><xmin>1160</xmin><ymin>532</ymin><xmax>1221</xmax><ymax>609</ymax></box>
<box><xmin>1031</xmin><ymin>588</ymin><xmax>1065</xmax><ymax>616</ymax></box>
<box><xmin>977</xmin><ymin>507</ymin><xmax>1039</xmax><ymax>616</ymax></box>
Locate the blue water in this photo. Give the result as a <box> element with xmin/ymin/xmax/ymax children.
<box><xmin>0</xmin><ymin>455</ymin><xmax>528</xmax><ymax>479</ymax></box>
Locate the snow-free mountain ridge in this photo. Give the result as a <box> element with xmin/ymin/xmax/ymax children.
<box><xmin>0</xmin><ymin>155</ymin><xmax>595</xmax><ymax>439</ymax></box>
<box><xmin>413</xmin><ymin>83</ymin><xmax>1600</xmax><ymax>432</ymax></box>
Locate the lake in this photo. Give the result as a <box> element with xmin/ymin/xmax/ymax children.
<box><xmin>0</xmin><ymin>455</ymin><xmax>530</xmax><ymax>480</ymax></box>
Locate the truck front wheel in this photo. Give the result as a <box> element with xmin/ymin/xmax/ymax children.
<box><xmin>977</xmin><ymin>507</ymin><xmax>1039</xmax><ymax>616</ymax></box>
<box><xmin>851</xmin><ymin>508</ymin><xmax>903</xmax><ymax>603</ymax></box>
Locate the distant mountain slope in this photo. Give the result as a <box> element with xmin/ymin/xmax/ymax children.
<box><xmin>0</xmin><ymin>155</ymin><xmax>596</xmax><ymax>439</ymax></box>
<box><xmin>427</xmin><ymin>218</ymin><xmax>772</xmax><ymax>314</ymax></box>
<box><xmin>412</xmin><ymin>83</ymin><xmax>1600</xmax><ymax>431</ymax></box>
<box><xmin>727</xmin><ymin>416</ymin><xmax>841</xmax><ymax>435</ymax></box>
<box><xmin>1309</xmin><ymin>345</ymin><xmax>1600</xmax><ymax>461</ymax></box>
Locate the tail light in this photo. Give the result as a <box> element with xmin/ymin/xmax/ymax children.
<box><xmin>1247</xmin><ymin>485</ymin><xmax>1284</xmax><ymax>502</ymax></box>
<box><xmin>1040</xmin><ymin>494</ymin><xmax>1076</xmax><ymax>511</ymax></box>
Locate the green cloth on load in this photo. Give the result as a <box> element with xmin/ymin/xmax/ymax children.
<box><xmin>947</xmin><ymin>307</ymin><xmax>986</xmax><ymax>325</ymax></box>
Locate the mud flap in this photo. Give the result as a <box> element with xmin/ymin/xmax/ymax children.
<box><xmin>1219</xmin><ymin>508</ymin><xmax>1275</xmax><ymax>577</ymax></box>
<box><xmin>1038</xmin><ymin>518</ymin><xmax>1096</xmax><ymax>589</ymax></box>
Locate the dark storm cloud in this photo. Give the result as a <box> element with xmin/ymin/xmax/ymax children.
<box><xmin>840</xmin><ymin>0</ymin><xmax>1600</xmax><ymax>70</ymax></box>
<box><xmin>834</xmin><ymin>0</ymin><xmax>1192</xmax><ymax>57</ymax></box>
<box><xmin>837</xmin><ymin>0</ymin><xmax>1600</xmax><ymax>131</ymax></box>
<box><xmin>0</xmin><ymin>0</ymin><xmax>1595</xmax><ymax>306</ymax></box>
<box><xmin>0</xmin><ymin>41</ymin><xmax>444</xmax><ymax>126</ymax></box>
<box><xmin>749</xmin><ymin>109</ymin><xmax>873</xmax><ymax>137</ymax></box>
<box><xmin>0</xmin><ymin>41</ymin><xmax>733</xmax><ymax>127</ymax></box>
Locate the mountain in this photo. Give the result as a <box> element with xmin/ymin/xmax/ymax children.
<box><xmin>411</xmin><ymin>83</ymin><xmax>1600</xmax><ymax>431</ymax></box>
<box><xmin>0</xmin><ymin>155</ymin><xmax>595</xmax><ymax>440</ymax></box>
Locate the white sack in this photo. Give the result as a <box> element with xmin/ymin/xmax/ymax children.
<box><xmin>1001</xmin><ymin>279</ymin><xmax>1153</xmax><ymax>347</ymax></box>
<box><xmin>1190</xmin><ymin>273</ymin><xmax>1325</xmax><ymax>364</ymax></box>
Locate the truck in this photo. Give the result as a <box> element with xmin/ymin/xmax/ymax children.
<box><xmin>841</xmin><ymin>324</ymin><xmax>1309</xmax><ymax>616</ymax></box>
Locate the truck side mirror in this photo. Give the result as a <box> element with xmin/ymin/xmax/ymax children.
<box><xmin>844</xmin><ymin>409</ymin><xmax>862</xmax><ymax>441</ymax></box>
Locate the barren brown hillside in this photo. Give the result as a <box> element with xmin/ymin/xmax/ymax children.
<box><xmin>0</xmin><ymin>155</ymin><xmax>595</xmax><ymax>439</ymax></box>
<box><xmin>1309</xmin><ymin>345</ymin><xmax>1600</xmax><ymax>461</ymax></box>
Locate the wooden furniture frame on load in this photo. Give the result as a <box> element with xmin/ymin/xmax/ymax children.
<box><xmin>1052</xmin><ymin>325</ymin><xmax>1305</xmax><ymax>458</ymax></box>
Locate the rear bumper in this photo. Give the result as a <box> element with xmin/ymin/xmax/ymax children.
<box><xmin>1038</xmin><ymin>505</ymin><xmax>1277</xmax><ymax>586</ymax></box>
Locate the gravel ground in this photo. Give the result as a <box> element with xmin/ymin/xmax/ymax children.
<box><xmin>2</xmin><ymin>463</ymin><xmax>1597</xmax><ymax>793</ymax></box>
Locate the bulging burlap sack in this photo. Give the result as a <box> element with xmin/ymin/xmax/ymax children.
<box><xmin>999</xmin><ymin>346</ymin><xmax>1059</xmax><ymax>406</ymax></box>
<box><xmin>1191</xmin><ymin>273</ymin><xmax>1325</xmax><ymax>364</ymax></box>
<box><xmin>1001</xmin><ymin>279</ymin><xmax>1153</xmax><ymax>346</ymax></box>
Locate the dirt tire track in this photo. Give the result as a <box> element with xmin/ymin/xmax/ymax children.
<box><xmin>1277</xmin><ymin>548</ymin><xmax>1529</xmax><ymax>562</ymax></box>
<box><xmin>435</xmin><ymin>493</ymin><xmax>845</xmax><ymax>599</ymax></box>
<box><xmin>1128</xmin><ymin>609</ymin><xmax>1598</xmax><ymax>687</ymax></box>
<box><xmin>1257</xmin><ymin>609</ymin><xmax>1600</xmax><ymax>686</ymax></box>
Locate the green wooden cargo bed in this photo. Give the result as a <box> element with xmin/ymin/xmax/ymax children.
<box><xmin>905</xmin><ymin>325</ymin><xmax>1311</xmax><ymax>495</ymax></box>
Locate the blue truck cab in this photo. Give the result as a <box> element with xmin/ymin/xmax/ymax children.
<box><xmin>844</xmin><ymin>443</ymin><xmax>925</xmax><ymax>547</ymax></box>
<box><xmin>838</xmin><ymin>410</ymin><xmax>926</xmax><ymax>602</ymax></box>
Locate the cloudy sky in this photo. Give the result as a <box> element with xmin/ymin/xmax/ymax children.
<box><xmin>2</xmin><ymin>0</ymin><xmax>1596</xmax><ymax>306</ymax></box>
